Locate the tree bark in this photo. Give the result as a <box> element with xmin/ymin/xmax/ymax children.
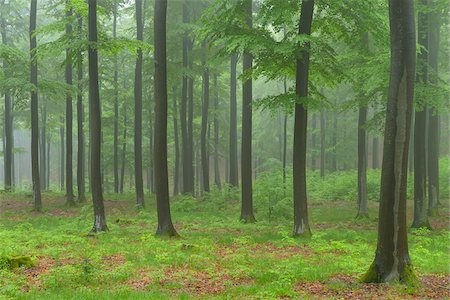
<box><xmin>40</xmin><ymin>97</ymin><xmax>47</xmax><ymax>190</ymax></box>
<box><xmin>373</xmin><ymin>136</ymin><xmax>380</xmax><ymax>169</ymax></box>
<box><xmin>77</xmin><ymin>15</ymin><xmax>85</xmax><ymax>202</ymax></box>
<box><xmin>88</xmin><ymin>0</ymin><xmax>108</xmax><ymax>232</ymax></box>
<box><xmin>213</xmin><ymin>74</ymin><xmax>221</xmax><ymax>189</ymax></box>
<box><xmin>363</xmin><ymin>0</ymin><xmax>416</xmax><ymax>283</ymax></box>
<box><xmin>229</xmin><ymin>54</ymin><xmax>238</xmax><ymax>187</ymax></box>
<box><xmin>60</xmin><ymin>116</ymin><xmax>65</xmax><ymax>191</ymax></box>
<box><xmin>320</xmin><ymin>109</ymin><xmax>325</xmax><ymax>177</ymax></box>
<box><xmin>172</xmin><ymin>86</ymin><xmax>180</xmax><ymax>195</ymax></box>
<box><xmin>154</xmin><ymin>0</ymin><xmax>178</xmax><ymax>237</ymax></box>
<box><xmin>30</xmin><ymin>0</ymin><xmax>41</xmax><ymax>211</ymax></box>
<box><xmin>282</xmin><ymin>78</ymin><xmax>288</xmax><ymax>183</ymax></box>
<box><xmin>357</xmin><ymin>106</ymin><xmax>368</xmax><ymax>218</ymax></box>
<box><xmin>412</xmin><ymin>0</ymin><xmax>431</xmax><ymax>228</ymax></box>
<box><xmin>311</xmin><ymin>113</ymin><xmax>317</xmax><ymax>170</ymax></box>
<box><xmin>240</xmin><ymin>0</ymin><xmax>256</xmax><ymax>223</ymax></box>
<box><xmin>65</xmin><ymin>2</ymin><xmax>75</xmax><ymax>205</ymax></box>
<box><xmin>332</xmin><ymin>99</ymin><xmax>337</xmax><ymax>172</ymax></box>
<box><xmin>134</xmin><ymin>0</ymin><xmax>145</xmax><ymax>208</ymax></box>
<box><xmin>427</xmin><ymin>2</ymin><xmax>440</xmax><ymax>216</ymax></box>
<box><xmin>113</xmin><ymin>4</ymin><xmax>119</xmax><ymax>194</ymax></box>
<box><xmin>201</xmin><ymin>64</ymin><xmax>210</xmax><ymax>193</ymax></box>
<box><xmin>293</xmin><ymin>0</ymin><xmax>314</xmax><ymax>237</ymax></box>
<box><xmin>1</xmin><ymin>6</ymin><xmax>12</xmax><ymax>192</ymax></box>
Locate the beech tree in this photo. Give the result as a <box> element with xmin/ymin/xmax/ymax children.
<box><xmin>154</xmin><ymin>0</ymin><xmax>178</xmax><ymax>237</ymax></box>
<box><xmin>363</xmin><ymin>0</ymin><xmax>416</xmax><ymax>283</ymax></box>
<box><xmin>65</xmin><ymin>1</ymin><xmax>74</xmax><ymax>205</ymax></box>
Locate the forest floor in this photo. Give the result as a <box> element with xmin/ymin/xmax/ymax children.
<box><xmin>0</xmin><ymin>191</ymin><xmax>448</xmax><ymax>299</ymax></box>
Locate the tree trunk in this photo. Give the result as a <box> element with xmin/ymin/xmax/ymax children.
<box><xmin>201</xmin><ymin>65</ymin><xmax>210</xmax><ymax>193</ymax></box>
<box><xmin>373</xmin><ymin>136</ymin><xmax>380</xmax><ymax>169</ymax></box>
<box><xmin>240</xmin><ymin>0</ymin><xmax>256</xmax><ymax>223</ymax></box>
<box><xmin>172</xmin><ymin>86</ymin><xmax>180</xmax><ymax>195</ymax></box>
<box><xmin>154</xmin><ymin>0</ymin><xmax>178</xmax><ymax>237</ymax></box>
<box><xmin>88</xmin><ymin>0</ymin><xmax>108</xmax><ymax>232</ymax></box>
<box><xmin>427</xmin><ymin>2</ymin><xmax>440</xmax><ymax>216</ymax></box>
<box><xmin>357</xmin><ymin>106</ymin><xmax>368</xmax><ymax>218</ymax></box>
<box><xmin>320</xmin><ymin>109</ymin><xmax>325</xmax><ymax>178</ymax></box>
<box><xmin>113</xmin><ymin>5</ymin><xmax>119</xmax><ymax>194</ymax></box>
<box><xmin>47</xmin><ymin>134</ymin><xmax>50</xmax><ymax>188</ymax></box>
<box><xmin>332</xmin><ymin>99</ymin><xmax>337</xmax><ymax>172</ymax></box>
<box><xmin>134</xmin><ymin>0</ymin><xmax>145</xmax><ymax>208</ymax></box>
<box><xmin>213</xmin><ymin>74</ymin><xmax>221</xmax><ymax>189</ymax></box>
<box><xmin>77</xmin><ymin>15</ymin><xmax>85</xmax><ymax>202</ymax></box>
<box><xmin>282</xmin><ymin>78</ymin><xmax>288</xmax><ymax>183</ymax></box>
<box><xmin>40</xmin><ymin>97</ymin><xmax>47</xmax><ymax>190</ymax></box>
<box><xmin>229</xmin><ymin>54</ymin><xmax>239</xmax><ymax>187</ymax></box>
<box><xmin>148</xmin><ymin>92</ymin><xmax>154</xmax><ymax>193</ymax></box>
<box><xmin>120</xmin><ymin>104</ymin><xmax>127</xmax><ymax>194</ymax></box>
<box><xmin>60</xmin><ymin>116</ymin><xmax>65</xmax><ymax>191</ymax></box>
<box><xmin>1</xmin><ymin>8</ymin><xmax>12</xmax><ymax>192</ymax></box>
<box><xmin>65</xmin><ymin>2</ymin><xmax>75</xmax><ymax>205</ymax></box>
<box><xmin>30</xmin><ymin>0</ymin><xmax>41</xmax><ymax>211</ymax></box>
<box><xmin>363</xmin><ymin>0</ymin><xmax>416</xmax><ymax>283</ymax></box>
<box><xmin>311</xmin><ymin>113</ymin><xmax>317</xmax><ymax>170</ymax></box>
<box><xmin>293</xmin><ymin>0</ymin><xmax>314</xmax><ymax>237</ymax></box>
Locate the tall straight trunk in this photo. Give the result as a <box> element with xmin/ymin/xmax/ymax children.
<box><xmin>60</xmin><ymin>116</ymin><xmax>65</xmax><ymax>190</ymax></box>
<box><xmin>373</xmin><ymin>136</ymin><xmax>380</xmax><ymax>169</ymax></box>
<box><xmin>412</xmin><ymin>0</ymin><xmax>431</xmax><ymax>228</ymax></box>
<box><xmin>88</xmin><ymin>0</ymin><xmax>108</xmax><ymax>232</ymax></box>
<box><xmin>40</xmin><ymin>97</ymin><xmax>47</xmax><ymax>189</ymax></box>
<box><xmin>320</xmin><ymin>109</ymin><xmax>325</xmax><ymax>177</ymax></box>
<box><xmin>148</xmin><ymin>92</ymin><xmax>154</xmax><ymax>192</ymax></box>
<box><xmin>77</xmin><ymin>15</ymin><xmax>85</xmax><ymax>202</ymax></box>
<box><xmin>293</xmin><ymin>0</ymin><xmax>314</xmax><ymax>237</ymax></box>
<box><xmin>30</xmin><ymin>0</ymin><xmax>41</xmax><ymax>211</ymax></box>
<box><xmin>113</xmin><ymin>5</ymin><xmax>119</xmax><ymax>194</ymax></box>
<box><xmin>65</xmin><ymin>2</ymin><xmax>74</xmax><ymax>205</ymax></box>
<box><xmin>240</xmin><ymin>0</ymin><xmax>255</xmax><ymax>223</ymax></box>
<box><xmin>311</xmin><ymin>113</ymin><xmax>317</xmax><ymax>170</ymax></box>
<box><xmin>282</xmin><ymin>78</ymin><xmax>288</xmax><ymax>183</ymax></box>
<box><xmin>172</xmin><ymin>86</ymin><xmax>180</xmax><ymax>195</ymax></box>
<box><xmin>46</xmin><ymin>135</ymin><xmax>50</xmax><ymax>187</ymax></box>
<box><xmin>363</xmin><ymin>0</ymin><xmax>416</xmax><ymax>283</ymax></box>
<box><xmin>134</xmin><ymin>0</ymin><xmax>144</xmax><ymax>208</ymax></box>
<box><xmin>229</xmin><ymin>54</ymin><xmax>238</xmax><ymax>187</ymax></box>
<box><xmin>187</xmin><ymin>63</ymin><xmax>194</xmax><ymax>195</ymax></box>
<box><xmin>120</xmin><ymin>104</ymin><xmax>127</xmax><ymax>194</ymax></box>
<box><xmin>332</xmin><ymin>99</ymin><xmax>337</xmax><ymax>172</ymax></box>
<box><xmin>180</xmin><ymin>0</ymin><xmax>194</xmax><ymax>194</ymax></box>
<box><xmin>154</xmin><ymin>0</ymin><xmax>178</xmax><ymax>237</ymax></box>
<box><xmin>1</xmin><ymin>15</ymin><xmax>12</xmax><ymax>192</ymax></box>
<box><xmin>408</xmin><ymin>114</ymin><xmax>414</xmax><ymax>173</ymax></box>
<box><xmin>201</xmin><ymin>65</ymin><xmax>210</xmax><ymax>193</ymax></box>
<box><xmin>213</xmin><ymin>74</ymin><xmax>221</xmax><ymax>189</ymax></box>
<box><xmin>357</xmin><ymin>106</ymin><xmax>368</xmax><ymax>217</ymax></box>
<box><xmin>427</xmin><ymin>3</ymin><xmax>440</xmax><ymax>216</ymax></box>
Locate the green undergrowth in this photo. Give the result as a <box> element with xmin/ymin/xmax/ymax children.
<box><xmin>0</xmin><ymin>174</ymin><xmax>448</xmax><ymax>299</ymax></box>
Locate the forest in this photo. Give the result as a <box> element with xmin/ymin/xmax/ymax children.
<box><xmin>0</xmin><ymin>0</ymin><xmax>449</xmax><ymax>298</ymax></box>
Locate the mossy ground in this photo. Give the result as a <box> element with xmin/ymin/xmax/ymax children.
<box><xmin>0</xmin><ymin>190</ymin><xmax>448</xmax><ymax>299</ymax></box>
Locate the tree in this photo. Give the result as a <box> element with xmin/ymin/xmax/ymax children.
<box><xmin>113</xmin><ymin>2</ymin><xmax>119</xmax><ymax>194</ymax></box>
<box><xmin>65</xmin><ymin>1</ymin><xmax>75</xmax><ymax>205</ymax></box>
<box><xmin>320</xmin><ymin>109</ymin><xmax>325</xmax><ymax>177</ymax></box>
<box><xmin>30</xmin><ymin>0</ymin><xmax>41</xmax><ymax>211</ymax></box>
<box><xmin>134</xmin><ymin>0</ymin><xmax>145</xmax><ymax>208</ymax></box>
<box><xmin>201</xmin><ymin>57</ymin><xmax>210</xmax><ymax>193</ymax></box>
<box><xmin>292</xmin><ymin>0</ymin><xmax>314</xmax><ymax>237</ymax></box>
<box><xmin>154</xmin><ymin>0</ymin><xmax>178</xmax><ymax>237</ymax></box>
<box><xmin>412</xmin><ymin>0</ymin><xmax>431</xmax><ymax>229</ymax></box>
<box><xmin>357</xmin><ymin>105</ymin><xmax>368</xmax><ymax>218</ymax></box>
<box><xmin>363</xmin><ymin>0</ymin><xmax>416</xmax><ymax>284</ymax></box>
<box><xmin>172</xmin><ymin>86</ymin><xmax>180</xmax><ymax>195</ymax></box>
<box><xmin>229</xmin><ymin>54</ymin><xmax>238</xmax><ymax>187</ymax></box>
<box><xmin>88</xmin><ymin>0</ymin><xmax>108</xmax><ymax>233</ymax></box>
<box><xmin>1</xmin><ymin>4</ymin><xmax>12</xmax><ymax>192</ymax></box>
<box><xmin>77</xmin><ymin>15</ymin><xmax>85</xmax><ymax>203</ymax></box>
<box><xmin>213</xmin><ymin>74</ymin><xmax>221</xmax><ymax>189</ymax></box>
<box><xmin>240</xmin><ymin>0</ymin><xmax>256</xmax><ymax>223</ymax></box>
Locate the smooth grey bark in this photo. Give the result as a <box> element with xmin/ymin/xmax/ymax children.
<box><xmin>363</xmin><ymin>0</ymin><xmax>416</xmax><ymax>283</ymax></box>
<box><xmin>320</xmin><ymin>109</ymin><xmax>325</xmax><ymax>177</ymax></box>
<box><xmin>201</xmin><ymin>65</ymin><xmax>210</xmax><ymax>193</ymax></box>
<box><xmin>77</xmin><ymin>15</ymin><xmax>85</xmax><ymax>202</ymax></box>
<box><xmin>65</xmin><ymin>2</ymin><xmax>75</xmax><ymax>205</ymax></box>
<box><xmin>293</xmin><ymin>0</ymin><xmax>314</xmax><ymax>237</ymax></box>
<box><xmin>88</xmin><ymin>0</ymin><xmax>108</xmax><ymax>232</ymax></box>
<box><xmin>229</xmin><ymin>54</ymin><xmax>239</xmax><ymax>187</ymax></box>
<box><xmin>373</xmin><ymin>136</ymin><xmax>380</xmax><ymax>169</ymax></box>
<box><xmin>172</xmin><ymin>86</ymin><xmax>180</xmax><ymax>195</ymax></box>
<box><xmin>311</xmin><ymin>113</ymin><xmax>317</xmax><ymax>170</ymax></box>
<box><xmin>113</xmin><ymin>5</ymin><xmax>119</xmax><ymax>194</ymax></box>
<box><xmin>134</xmin><ymin>0</ymin><xmax>144</xmax><ymax>208</ymax></box>
<box><xmin>427</xmin><ymin>3</ymin><xmax>440</xmax><ymax>216</ymax></box>
<box><xmin>154</xmin><ymin>0</ymin><xmax>178</xmax><ymax>237</ymax></box>
<box><xmin>40</xmin><ymin>97</ymin><xmax>47</xmax><ymax>190</ymax></box>
<box><xmin>240</xmin><ymin>0</ymin><xmax>256</xmax><ymax>223</ymax></box>
<box><xmin>357</xmin><ymin>106</ymin><xmax>368</xmax><ymax>218</ymax></box>
<box><xmin>213</xmin><ymin>74</ymin><xmax>221</xmax><ymax>189</ymax></box>
<box><xmin>282</xmin><ymin>78</ymin><xmax>288</xmax><ymax>183</ymax></box>
<box><xmin>332</xmin><ymin>99</ymin><xmax>337</xmax><ymax>172</ymax></box>
<box><xmin>60</xmin><ymin>115</ymin><xmax>65</xmax><ymax>190</ymax></box>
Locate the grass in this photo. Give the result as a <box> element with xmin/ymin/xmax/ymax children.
<box><xmin>0</xmin><ymin>187</ymin><xmax>448</xmax><ymax>299</ymax></box>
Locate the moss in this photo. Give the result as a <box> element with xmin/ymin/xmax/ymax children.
<box><xmin>0</xmin><ymin>256</ymin><xmax>35</xmax><ymax>270</ymax></box>
<box><xmin>400</xmin><ymin>264</ymin><xmax>419</xmax><ymax>287</ymax></box>
<box><xmin>360</xmin><ymin>260</ymin><xmax>379</xmax><ymax>283</ymax></box>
